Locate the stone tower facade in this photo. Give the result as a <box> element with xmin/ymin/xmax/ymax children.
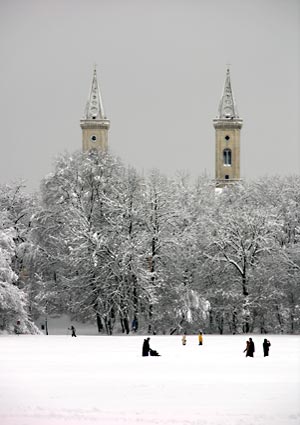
<box><xmin>213</xmin><ymin>68</ymin><xmax>243</xmax><ymax>188</ymax></box>
<box><xmin>80</xmin><ymin>66</ymin><xmax>110</xmax><ymax>152</ymax></box>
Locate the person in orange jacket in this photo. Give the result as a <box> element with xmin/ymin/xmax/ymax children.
<box><xmin>198</xmin><ymin>331</ymin><xmax>203</xmax><ymax>345</ymax></box>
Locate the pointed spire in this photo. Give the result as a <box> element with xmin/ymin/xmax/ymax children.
<box><xmin>217</xmin><ymin>67</ymin><xmax>239</xmax><ymax>119</ymax></box>
<box><xmin>83</xmin><ymin>65</ymin><xmax>107</xmax><ymax>120</ymax></box>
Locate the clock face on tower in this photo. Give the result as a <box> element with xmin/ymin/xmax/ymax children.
<box><xmin>90</xmin><ymin>135</ymin><xmax>97</xmax><ymax>142</ymax></box>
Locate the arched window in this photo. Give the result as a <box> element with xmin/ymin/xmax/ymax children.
<box><xmin>223</xmin><ymin>148</ymin><xmax>232</xmax><ymax>166</ymax></box>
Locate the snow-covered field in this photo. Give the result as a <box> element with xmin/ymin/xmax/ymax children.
<box><xmin>0</xmin><ymin>334</ymin><xmax>299</xmax><ymax>425</ymax></box>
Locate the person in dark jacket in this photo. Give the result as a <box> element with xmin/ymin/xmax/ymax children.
<box><xmin>69</xmin><ymin>325</ymin><xmax>77</xmax><ymax>337</ymax></box>
<box><xmin>149</xmin><ymin>348</ymin><xmax>161</xmax><ymax>356</ymax></box>
<box><xmin>263</xmin><ymin>339</ymin><xmax>271</xmax><ymax>357</ymax></box>
<box><xmin>142</xmin><ymin>337</ymin><xmax>150</xmax><ymax>356</ymax></box>
<box><xmin>243</xmin><ymin>340</ymin><xmax>250</xmax><ymax>357</ymax></box>
<box><xmin>247</xmin><ymin>337</ymin><xmax>255</xmax><ymax>357</ymax></box>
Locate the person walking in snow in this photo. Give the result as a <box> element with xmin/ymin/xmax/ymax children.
<box><xmin>142</xmin><ymin>337</ymin><xmax>150</xmax><ymax>356</ymax></box>
<box><xmin>263</xmin><ymin>339</ymin><xmax>271</xmax><ymax>357</ymax></box>
<box><xmin>131</xmin><ymin>317</ymin><xmax>138</xmax><ymax>332</ymax></box>
<box><xmin>244</xmin><ymin>338</ymin><xmax>255</xmax><ymax>357</ymax></box>
<box><xmin>243</xmin><ymin>340</ymin><xmax>250</xmax><ymax>356</ymax></box>
<box><xmin>248</xmin><ymin>338</ymin><xmax>255</xmax><ymax>357</ymax></box>
<box><xmin>14</xmin><ymin>320</ymin><xmax>21</xmax><ymax>335</ymax></box>
<box><xmin>68</xmin><ymin>325</ymin><xmax>77</xmax><ymax>337</ymax></box>
<box><xmin>198</xmin><ymin>331</ymin><xmax>203</xmax><ymax>346</ymax></box>
<box><xmin>182</xmin><ymin>334</ymin><xmax>187</xmax><ymax>345</ymax></box>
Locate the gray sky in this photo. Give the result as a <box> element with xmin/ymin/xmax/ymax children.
<box><xmin>0</xmin><ymin>0</ymin><xmax>299</xmax><ymax>191</ymax></box>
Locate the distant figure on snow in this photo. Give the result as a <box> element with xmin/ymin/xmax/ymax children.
<box><xmin>198</xmin><ymin>331</ymin><xmax>203</xmax><ymax>346</ymax></box>
<box><xmin>182</xmin><ymin>334</ymin><xmax>187</xmax><ymax>345</ymax></box>
<box><xmin>244</xmin><ymin>338</ymin><xmax>255</xmax><ymax>357</ymax></box>
<box><xmin>131</xmin><ymin>318</ymin><xmax>138</xmax><ymax>332</ymax></box>
<box><xmin>149</xmin><ymin>348</ymin><xmax>161</xmax><ymax>356</ymax></box>
<box><xmin>14</xmin><ymin>320</ymin><xmax>21</xmax><ymax>335</ymax></box>
<box><xmin>142</xmin><ymin>337</ymin><xmax>150</xmax><ymax>356</ymax></box>
<box><xmin>68</xmin><ymin>325</ymin><xmax>77</xmax><ymax>337</ymax></box>
<box><xmin>243</xmin><ymin>340</ymin><xmax>250</xmax><ymax>357</ymax></box>
<box><xmin>248</xmin><ymin>338</ymin><xmax>255</xmax><ymax>357</ymax></box>
<box><xmin>263</xmin><ymin>339</ymin><xmax>271</xmax><ymax>357</ymax></box>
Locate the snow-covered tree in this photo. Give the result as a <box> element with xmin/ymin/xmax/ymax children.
<box><xmin>204</xmin><ymin>184</ymin><xmax>281</xmax><ymax>333</ymax></box>
<box><xmin>0</xmin><ymin>218</ymin><xmax>38</xmax><ymax>333</ymax></box>
<box><xmin>23</xmin><ymin>153</ymin><xmax>300</xmax><ymax>335</ymax></box>
<box><xmin>33</xmin><ymin>152</ymin><xmax>157</xmax><ymax>333</ymax></box>
<box><xmin>0</xmin><ymin>183</ymin><xmax>39</xmax><ymax>333</ymax></box>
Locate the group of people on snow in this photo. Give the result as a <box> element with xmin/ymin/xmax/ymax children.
<box><xmin>243</xmin><ymin>337</ymin><xmax>271</xmax><ymax>357</ymax></box>
<box><xmin>182</xmin><ymin>331</ymin><xmax>203</xmax><ymax>346</ymax></box>
<box><xmin>143</xmin><ymin>334</ymin><xmax>271</xmax><ymax>358</ymax></box>
<box><xmin>243</xmin><ymin>337</ymin><xmax>255</xmax><ymax>357</ymax></box>
<box><xmin>66</xmin><ymin>326</ymin><xmax>271</xmax><ymax>359</ymax></box>
<box><xmin>142</xmin><ymin>337</ymin><xmax>161</xmax><ymax>356</ymax></box>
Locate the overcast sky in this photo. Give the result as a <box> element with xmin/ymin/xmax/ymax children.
<box><xmin>0</xmin><ymin>0</ymin><xmax>299</xmax><ymax>191</ymax></box>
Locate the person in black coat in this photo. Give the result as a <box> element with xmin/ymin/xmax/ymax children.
<box><xmin>247</xmin><ymin>337</ymin><xmax>255</xmax><ymax>357</ymax></box>
<box><xmin>142</xmin><ymin>337</ymin><xmax>150</xmax><ymax>356</ymax></box>
<box><xmin>149</xmin><ymin>348</ymin><xmax>161</xmax><ymax>356</ymax></box>
<box><xmin>68</xmin><ymin>325</ymin><xmax>77</xmax><ymax>337</ymax></box>
<box><xmin>263</xmin><ymin>339</ymin><xmax>271</xmax><ymax>357</ymax></box>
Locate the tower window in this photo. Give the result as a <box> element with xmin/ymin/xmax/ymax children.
<box><xmin>225</xmin><ymin>135</ymin><xmax>230</xmax><ymax>141</ymax></box>
<box><xmin>225</xmin><ymin>175</ymin><xmax>229</xmax><ymax>180</ymax></box>
<box><xmin>223</xmin><ymin>148</ymin><xmax>232</xmax><ymax>166</ymax></box>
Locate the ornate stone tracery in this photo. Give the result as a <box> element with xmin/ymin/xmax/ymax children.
<box><xmin>83</xmin><ymin>66</ymin><xmax>106</xmax><ymax>120</ymax></box>
<box><xmin>217</xmin><ymin>68</ymin><xmax>239</xmax><ymax>119</ymax></box>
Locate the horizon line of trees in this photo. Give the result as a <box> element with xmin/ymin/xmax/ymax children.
<box><xmin>0</xmin><ymin>150</ymin><xmax>299</xmax><ymax>335</ymax></box>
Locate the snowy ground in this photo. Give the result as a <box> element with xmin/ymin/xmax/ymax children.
<box><xmin>0</xmin><ymin>334</ymin><xmax>299</xmax><ymax>425</ymax></box>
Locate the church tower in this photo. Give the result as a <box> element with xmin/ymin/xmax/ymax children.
<box><xmin>213</xmin><ymin>68</ymin><xmax>243</xmax><ymax>188</ymax></box>
<box><xmin>80</xmin><ymin>66</ymin><xmax>110</xmax><ymax>152</ymax></box>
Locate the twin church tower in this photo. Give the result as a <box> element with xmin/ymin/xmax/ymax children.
<box><xmin>80</xmin><ymin>66</ymin><xmax>243</xmax><ymax>187</ymax></box>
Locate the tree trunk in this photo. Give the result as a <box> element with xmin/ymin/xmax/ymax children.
<box><xmin>120</xmin><ymin>317</ymin><xmax>130</xmax><ymax>334</ymax></box>
<box><xmin>209</xmin><ymin>310</ymin><xmax>214</xmax><ymax>333</ymax></box>
<box><xmin>96</xmin><ymin>312</ymin><xmax>103</xmax><ymax>332</ymax></box>
<box><xmin>231</xmin><ymin>309</ymin><xmax>237</xmax><ymax>334</ymax></box>
<box><xmin>217</xmin><ymin>312</ymin><xmax>224</xmax><ymax>334</ymax></box>
<box><xmin>289</xmin><ymin>293</ymin><xmax>295</xmax><ymax>334</ymax></box>
<box><xmin>242</xmin><ymin>275</ymin><xmax>248</xmax><ymax>296</ymax></box>
<box><xmin>260</xmin><ymin>315</ymin><xmax>266</xmax><ymax>334</ymax></box>
<box><xmin>276</xmin><ymin>305</ymin><xmax>283</xmax><ymax>333</ymax></box>
<box><xmin>104</xmin><ymin>318</ymin><xmax>112</xmax><ymax>335</ymax></box>
<box><xmin>242</xmin><ymin>274</ymin><xmax>250</xmax><ymax>333</ymax></box>
<box><xmin>290</xmin><ymin>313</ymin><xmax>294</xmax><ymax>334</ymax></box>
<box><xmin>132</xmin><ymin>276</ymin><xmax>139</xmax><ymax>330</ymax></box>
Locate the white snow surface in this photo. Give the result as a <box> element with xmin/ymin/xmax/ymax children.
<box><xmin>0</xmin><ymin>334</ymin><xmax>299</xmax><ymax>425</ymax></box>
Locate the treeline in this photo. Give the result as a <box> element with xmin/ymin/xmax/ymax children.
<box><xmin>0</xmin><ymin>151</ymin><xmax>299</xmax><ymax>334</ymax></box>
